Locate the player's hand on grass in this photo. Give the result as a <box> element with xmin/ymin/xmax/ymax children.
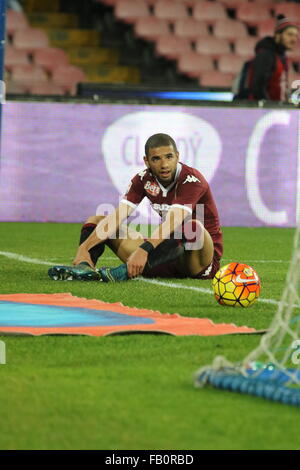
<box><xmin>73</xmin><ymin>246</ymin><xmax>94</xmax><ymax>268</ymax></box>
<box><xmin>126</xmin><ymin>248</ymin><xmax>148</xmax><ymax>278</ymax></box>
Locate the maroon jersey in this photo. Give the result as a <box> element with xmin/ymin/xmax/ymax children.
<box><xmin>121</xmin><ymin>162</ymin><xmax>223</xmax><ymax>259</ymax></box>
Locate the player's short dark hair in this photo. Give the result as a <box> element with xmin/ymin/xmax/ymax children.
<box><xmin>145</xmin><ymin>133</ymin><xmax>178</xmax><ymax>156</ymax></box>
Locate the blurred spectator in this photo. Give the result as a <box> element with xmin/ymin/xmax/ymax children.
<box><xmin>234</xmin><ymin>15</ymin><xmax>299</xmax><ymax>101</ymax></box>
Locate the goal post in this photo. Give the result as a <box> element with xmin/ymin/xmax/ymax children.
<box><xmin>195</xmin><ymin>224</ymin><xmax>300</xmax><ymax>406</ymax></box>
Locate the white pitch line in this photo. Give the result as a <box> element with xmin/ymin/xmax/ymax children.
<box><xmin>0</xmin><ymin>250</ymin><xmax>292</xmax><ymax>308</ymax></box>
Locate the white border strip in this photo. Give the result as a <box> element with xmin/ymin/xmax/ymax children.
<box><xmin>0</xmin><ymin>251</ymin><xmax>292</xmax><ymax>307</ymax></box>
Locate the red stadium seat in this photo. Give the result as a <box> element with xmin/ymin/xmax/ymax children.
<box><xmin>274</xmin><ymin>3</ymin><xmax>300</xmax><ymax>23</ymax></box>
<box><xmin>154</xmin><ymin>0</ymin><xmax>188</xmax><ymax>21</ymax></box>
<box><xmin>6</xmin><ymin>10</ymin><xmax>28</xmax><ymax>35</ymax></box>
<box><xmin>6</xmin><ymin>80</ymin><xmax>28</xmax><ymax>94</ymax></box>
<box><xmin>28</xmin><ymin>82</ymin><xmax>66</xmax><ymax>95</ymax></box>
<box><xmin>13</xmin><ymin>28</ymin><xmax>49</xmax><ymax>52</ymax></box>
<box><xmin>52</xmin><ymin>65</ymin><xmax>87</xmax><ymax>94</ymax></box>
<box><xmin>177</xmin><ymin>53</ymin><xmax>214</xmax><ymax>79</ymax></box>
<box><xmin>114</xmin><ymin>0</ymin><xmax>150</xmax><ymax>24</ymax></box>
<box><xmin>236</xmin><ymin>4</ymin><xmax>272</xmax><ymax>27</ymax></box>
<box><xmin>5</xmin><ymin>46</ymin><xmax>30</xmax><ymax>70</ymax></box>
<box><xmin>200</xmin><ymin>71</ymin><xmax>234</xmax><ymax>87</ymax></box>
<box><xmin>234</xmin><ymin>37</ymin><xmax>257</xmax><ymax>58</ymax></box>
<box><xmin>33</xmin><ymin>48</ymin><xmax>69</xmax><ymax>72</ymax></box>
<box><xmin>134</xmin><ymin>17</ymin><xmax>171</xmax><ymax>41</ymax></box>
<box><xmin>213</xmin><ymin>19</ymin><xmax>248</xmax><ymax>41</ymax></box>
<box><xmin>11</xmin><ymin>65</ymin><xmax>49</xmax><ymax>87</ymax></box>
<box><xmin>257</xmin><ymin>18</ymin><xmax>276</xmax><ymax>38</ymax></box>
<box><xmin>173</xmin><ymin>18</ymin><xmax>208</xmax><ymax>41</ymax></box>
<box><xmin>217</xmin><ymin>54</ymin><xmax>245</xmax><ymax>74</ymax></box>
<box><xmin>155</xmin><ymin>35</ymin><xmax>191</xmax><ymax>60</ymax></box>
<box><xmin>195</xmin><ymin>37</ymin><xmax>231</xmax><ymax>59</ymax></box>
<box><xmin>193</xmin><ymin>2</ymin><xmax>227</xmax><ymax>25</ymax></box>
<box><xmin>219</xmin><ymin>0</ymin><xmax>249</xmax><ymax>8</ymax></box>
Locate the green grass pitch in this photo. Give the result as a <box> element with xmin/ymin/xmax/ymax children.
<box><xmin>0</xmin><ymin>222</ymin><xmax>299</xmax><ymax>450</ymax></box>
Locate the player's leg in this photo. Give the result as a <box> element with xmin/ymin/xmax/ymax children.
<box><xmin>175</xmin><ymin>219</ymin><xmax>215</xmax><ymax>277</ymax></box>
<box><xmin>48</xmin><ymin>215</ymin><xmax>144</xmax><ymax>281</ymax></box>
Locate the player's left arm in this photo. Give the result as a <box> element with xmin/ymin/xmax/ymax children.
<box><xmin>126</xmin><ymin>205</ymin><xmax>189</xmax><ymax>278</ymax></box>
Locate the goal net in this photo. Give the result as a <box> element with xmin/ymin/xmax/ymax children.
<box><xmin>195</xmin><ymin>226</ymin><xmax>300</xmax><ymax>406</ymax></box>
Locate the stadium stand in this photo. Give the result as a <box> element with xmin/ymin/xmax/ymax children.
<box><xmin>173</xmin><ymin>18</ymin><xmax>209</xmax><ymax>40</ymax></box>
<box><xmin>155</xmin><ymin>36</ymin><xmax>191</xmax><ymax>61</ymax></box>
<box><xmin>195</xmin><ymin>37</ymin><xmax>231</xmax><ymax>59</ymax></box>
<box><xmin>153</xmin><ymin>0</ymin><xmax>189</xmax><ymax>21</ymax></box>
<box><xmin>200</xmin><ymin>70</ymin><xmax>235</xmax><ymax>87</ymax></box>
<box><xmin>193</xmin><ymin>2</ymin><xmax>228</xmax><ymax>25</ymax></box>
<box><xmin>6</xmin><ymin>0</ymin><xmax>298</xmax><ymax>94</ymax></box>
<box><xmin>114</xmin><ymin>0</ymin><xmax>150</xmax><ymax>24</ymax></box>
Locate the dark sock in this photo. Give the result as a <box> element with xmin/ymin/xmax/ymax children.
<box><xmin>79</xmin><ymin>223</ymin><xmax>105</xmax><ymax>266</ymax></box>
<box><xmin>103</xmin><ymin>239</ymin><xmax>184</xmax><ymax>281</ymax></box>
<box><xmin>144</xmin><ymin>239</ymin><xmax>184</xmax><ymax>271</ymax></box>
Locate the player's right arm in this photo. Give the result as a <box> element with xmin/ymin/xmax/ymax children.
<box><xmin>73</xmin><ymin>202</ymin><xmax>135</xmax><ymax>266</ymax></box>
<box><xmin>73</xmin><ymin>172</ymin><xmax>145</xmax><ymax>267</ymax></box>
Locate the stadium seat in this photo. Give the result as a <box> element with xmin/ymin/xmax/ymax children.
<box><xmin>173</xmin><ymin>18</ymin><xmax>209</xmax><ymax>41</ymax></box>
<box><xmin>213</xmin><ymin>20</ymin><xmax>248</xmax><ymax>41</ymax></box>
<box><xmin>134</xmin><ymin>17</ymin><xmax>170</xmax><ymax>41</ymax></box>
<box><xmin>155</xmin><ymin>35</ymin><xmax>191</xmax><ymax>60</ymax></box>
<box><xmin>195</xmin><ymin>37</ymin><xmax>231</xmax><ymax>59</ymax></box>
<box><xmin>257</xmin><ymin>18</ymin><xmax>276</xmax><ymax>38</ymax></box>
<box><xmin>6</xmin><ymin>80</ymin><xmax>28</xmax><ymax>94</ymax></box>
<box><xmin>234</xmin><ymin>37</ymin><xmax>257</xmax><ymax>58</ymax></box>
<box><xmin>274</xmin><ymin>3</ymin><xmax>300</xmax><ymax>23</ymax></box>
<box><xmin>236</xmin><ymin>4</ymin><xmax>272</xmax><ymax>27</ymax></box>
<box><xmin>200</xmin><ymin>71</ymin><xmax>234</xmax><ymax>87</ymax></box>
<box><xmin>13</xmin><ymin>28</ymin><xmax>49</xmax><ymax>52</ymax></box>
<box><xmin>6</xmin><ymin>10</ymin><xmax>28</xmax><ymax>35</ymax></box>
<box><xmin>52</xmin><ymin>65</ymin><xmax>87</xmax><ymax>94</ymax></box>
<box><xmin>154</xmin><ymin>0</ymin><xmax>188</xmax><ymax>21</ymax></box>
<box><xmin>4</xmin><ymin>46</ymin><xmax>30</xmax><ymax>70</ymax></box>
<box><xmin>217</xmin><ymin>54</ymin><xmax>245</xmax><ymax>74</ymax></box>
<box><xmin>114</xmin><ymin>0</ymin><xmax>150</xmax><ymax>24</ymax></box>
<box><xmin>193</xmin><ymin>2</ymin><xmax>228</xmax><ymax>25</ymax></box>
<box><xmin>33</xmin><ymin>48</ymin><xmax>69</xmax><ymax>73</ymax></box>
<box><xmin>27</xmin><ymin>82</ymin><xmax>66</xmax><ymax>95</ymax></box>
<box><xmin>219</xmin><ymin>0</ymin><xmax>249</xmax><ymax>8</ymax></box>
<box><xmin>11</xmin><ymin>65</ymin><xmax>49</xmax><ymax>87</ymax></box>
<box><xmin>177</xmin><ymin>53</ymin><xmax>214</xmax><ymax>79</ymax></box>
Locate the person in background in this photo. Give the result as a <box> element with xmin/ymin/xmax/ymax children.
<box><xmin>234</xmin><ymin>14</ymin><xmax>299</xmax><ymax>102</ymax></box>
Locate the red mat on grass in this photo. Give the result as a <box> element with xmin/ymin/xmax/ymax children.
<box><xmin>0</xmin><ymin>293</ymin><xmax>260</xmax><ymax>336</ymax></box>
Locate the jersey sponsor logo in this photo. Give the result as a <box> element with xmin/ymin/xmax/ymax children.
<box><xmin>144</xmin><ymin>181</ymin><xmax>160</xmax><ymax>197</ymax></box>
<box><xmin>151</xmin><ymin>202</ymin><xmax>171</xmax><ymax>217</ymax></box>
<box><xmin>182</xmin><ymin>175</ymin><xmax>200</xmax><ymax>184</ymax></box>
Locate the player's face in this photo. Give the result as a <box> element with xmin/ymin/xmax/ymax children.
<box><xmin>278</xmin><ymin>27</ymin><xmax>299</xmax><ymax>50</ymax></box>
<box><xmin>144</xmin><ymin>145</ymin><xmax>179</xmax><ymax>186</ymax></box>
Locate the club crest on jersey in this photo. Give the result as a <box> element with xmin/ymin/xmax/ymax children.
<box><xmin>144</xmin><ymin>181</ymin><xmax>160</xmax><ymax>196</ymax></box>
<box><xmin>183</xmin><ymin>175</ymin><xmax>200</xmax><ymax>184</ymax></box>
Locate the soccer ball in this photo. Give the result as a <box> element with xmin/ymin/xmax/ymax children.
<box><xmin>212</xmin><ymin>262</ymin><xmax>261</xmax><ymax>307</ymax></box>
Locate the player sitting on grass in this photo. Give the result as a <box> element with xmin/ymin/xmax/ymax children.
<box><xmin>48</xmin><ymin>133</ymin><xmax>223</xmax><ymax>282</ymax></box>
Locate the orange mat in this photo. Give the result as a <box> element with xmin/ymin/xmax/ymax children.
<box><xmin>0</xmin><ymin>293</ymin><xmax>261</xmax><ymax>336</ymax></box>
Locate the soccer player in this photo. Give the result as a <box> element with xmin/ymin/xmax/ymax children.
<box><xmin>48</xmin><ymin>133</ymin><xmax>223</xmax><ymax>282</ymax></box>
